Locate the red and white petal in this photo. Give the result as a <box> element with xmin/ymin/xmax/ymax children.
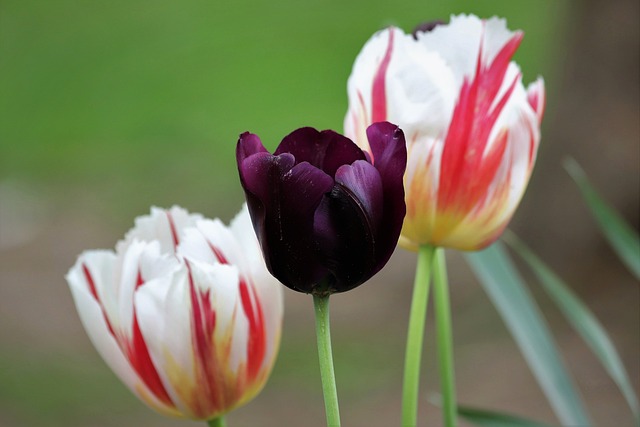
<box><xmin>132</xmin><ymin>268</ymin><xmax>196</xmax><ymax>417</ymax></box>
<box><xmin>190</xmin><ymin>261</ymin><xmax>248</xmax><ymax>370</ymax></box>
<box><xmin>178</xmin><ymin>224</ymin><xmax>225</xmax><ymax>266</ymax></box>
<box><xmin>345</xmin><ymin>27</ymin><xmax>403</xmax><ymax>153</ymax></box>
<box><xmin>66</xmin><ymin>253</ymin><xmax>179</xmax><ymax>417</ymax></box>
<box><xmin>99</xmin><ymin>239</ymin><xmax>180</xmax><ymax>339</ymax></box>
<box><xmin>386</xmin><ymin>32</ymin><xmax>457</xmax><ymax>139</ymax></box>
<box><xmin>481</xmin><ymin>17</ymin><xmax>523</xmax><ymax>69</ymax></box>
<box><xmin>117</xmin><ymin>206</ymin><xmax>203</xmax><ymax>255</ymax></box>
<box><xmin>484</xmin><ymin>63</ymin><xmax>524</xmax><ymax>153</ymax></box>
<box><xmin>138</xmin><ymin>241</ymin><xmax>182</xmax><ymax>282</ymax></box>
<box><xmin>177</xmin><ymin>205</ymin><xmax>282</xmax><ymax>383</ymax></box>
<box><xmin>181</xmin><ymin>218</ymin><xmax>244</xmax><ymax>269</ymax></box>
<box><xmin>346</xmin><ymin>27</ymin><xmax>403</xmax><ymax>120</ymax></box>
<box><xmin>487</xmin><ymin>64</ymin><xmax>541</xmax><ymax>183</ymax></box>
<box><xmin>495</xmin><ymin>101</ymin><xmax>540</xmax><ymax>212</ymax></box>
<box><xmin>134</xmin><ymin>260</ymin><xmax>250</xmax><ymax>420</ymax></box>
<box><xmin>345</xmin><ymin>26</ymin><xmax>457</xmax><ymax>154</ymax></box>
<box><xmin>229</xmin><ymin>204</ymin><xmax>283</xmax><ymax>374</ymax></box>
<box><xmin>527</xmin><ymin>77</ymin><xmax>546</xmax><ymax>125</ymax></box>
<box><xmin>74</xmin><ymin>250</ymin><xmax>122</xmax><ymax>336</ymax></box>
<box><xmin>417</xmin><ymin>15</ymin><xmax>518</xmax><ymax>85</ymax></box>
<box><xmin>114</xmin><ymin>240</ymin><xmax>151</xmax><ymax>334</ymax></box>
<box><xmin>446</xmin><ymin>84</ymin><xmax>540</xmax><ymax>250</ymax></box>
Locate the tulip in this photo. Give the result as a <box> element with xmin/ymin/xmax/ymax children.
<box><xmin>344</xmin><ymin>15</ymin><xmax>546</xmax><ymax>251</ymax></box>
<box><xmin>66</xmin><ymin>204</ymin><xmax>283</xmax><ymax>422</ymax></box>
<box><xmin>236</xmin><ymin>122</ymin><xmax>407</xmax><ymax>295</ymax></box>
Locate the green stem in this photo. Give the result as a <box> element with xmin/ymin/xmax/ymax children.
<box><xmin>433</xmin><ymin>248</ymin><xmax>457</xmax><ymax>427</ymax></box>
<box><xmin>314</xmin><ymin>294</ymin><xmax>341</xmax><ymax>427</ymax></box>
<box><xmin>402</xmin><ymin>244</ymin><xmax>436</xmax><ymax>427</ymax></box>
<box><xmin>207</xmin><ymin>416</ymin><xmax>227</xmax><ymax>427</ymax></box>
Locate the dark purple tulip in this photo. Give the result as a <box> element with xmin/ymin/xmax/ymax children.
<box><xmin>236</xmin><ymin>122</ymin><xmax>407</xmax><ymax>295</ymax></box>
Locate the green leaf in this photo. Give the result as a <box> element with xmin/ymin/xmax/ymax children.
<box><xmin>504</xmin><ymin>231</ymin><xmax>639</xmax><ymax>419</ymax></box>
<box><xmin>457</xmin><ymin>404</ymin><xmax>557</xmax><ymax>427</ymax></box>
<box><xmin>465</xmin><ymin>243</ymin><xmax>591</xmax><ymax>426</ymax></box>
<box><xmin>564</xmin><ymin>157</ymin><xmax>640</xmax><ymax>279</ymax></box>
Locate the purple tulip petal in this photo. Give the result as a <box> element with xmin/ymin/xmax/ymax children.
<box><xmin>365</xmin><ymin>122</ymin><xmax>407</xmax><ymax>273</ymax></box>
<box><xmin>366</xmin><ymin>122</ymin><xmax>407</xmax><ymax>186</ymax></box>
<box><xmin>237</xmin><ymin>135</ymin><xmax>335</xmax><ymax>292</ymax></box>
<box><xmin>334</xmin><ymin>160</ymin><xmax>384</xmax><ymax>234</ymax></box>
<box><xmin>319</xmin><ymin>130</ymin><xmax>368</xmax><ymax>177</ymax></box>
<box><xmin>274</xmin><ymin>127</ymin><xmax>323</xmax><ymax>166</ymax></box>
<box><xmin>314</xmin><ymin>160</ymin><xmax>384</xmax><ymax>292</ymax></box>
<box><xmin>236</xmin><ymin>150</ymin><xmax>295</xmax><ymax>266</ymax></box>
<box><xmin>275</xmin><ymin>128</ymin><xmax>366</xmax><ymax>177</ymax></box>
<box><xmin>272</xmin><ymin>162</ymin><xmax>334</xmax><ymax>292</ymax></box>
<box><xmin>237</xmin><ymin>132</ymin><xmax>269</xmax><ymax>163</ymax></box>
<box><xmin>237</xmin><ymin>125</ymin><xmax>407</xmax><ymax>295</ymax></box>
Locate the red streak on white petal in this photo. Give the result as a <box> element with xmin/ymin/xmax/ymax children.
<box><xmin>82</xmin><ymin>263</ymin><xmax>116</xmax><ymax>337</ymax></box>
<box><xmin>527</xmin><ymin>80</ymin><xmax>546</xmax><ymax>125</ymax></box>
<box><xmin>135</xmin><ymin>270</ymin><xmax>144</xmax><ymax>289</ymax></box>
<box><xmin>166</xmin><ymin>211</ymin><xmax>180</xmax><ymax>251</ymax></box>
<box><xmin>186</xmin><ymin>261</ymin><xmax>216</xmax><ymax>383</ymax></box>
<box><xmin>185</xmin><ymin>260</ymin><xmax>229</xmax><ymax>416</ymax></box>
<box><xmin>239</xmin><ymin>279</ymin><xmax>267</xmax><ymax>381</ymax></box>
<box><xmin>527</xmin><ymin>89</ymin><xmax>540</xmax><ymax>116</ymax></box>
<box><xmin>207</xmin><ymin>240</ymin><xmax>267</xmax><ymax>381</ymax></box>
<box><xmin>126</xmin><ymin>309</ymin><xmax>174</xmax><ymax>406</ymax></box>
<box><xmin>82</xmin><ymin>263</ymin><xmax>100</xmax><ymax>302</ymax></box>
<box><xmin>437</xmin><ymin>27</ymin><xmax>523</xmax><ymax>218</ymax></box>
<box><xmin>473</xmin><ymin>128</ymin><xmax>510</xmax><ymax>208</ymax></box>
<box><xmin>207</xmin><ymin>240</ymin><xmax>229</xmax><ymax>265</ymax></box>
<box><xmin>126</xmin><ymin>268</ymin><xmax>174</xmax><ymax>406</ymax></box>
<box><xmin>82</xmin><ymin>262</ymin><xmax>175</xmax><ymax>407</ymax></box>
<box><xmin>483</xmin><ymin>31</ymin><xmax>523</xmax><ymax>93</ymax></box>
<box><xmin>371</xmin><ymin>29</ymin><xmax>394</xmax><ymax>123</ymax></box>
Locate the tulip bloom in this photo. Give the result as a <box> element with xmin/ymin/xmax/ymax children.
<box><xmin>236</xmin><ymin>122</ymin><xmax>407</xmax><ymax>295</ymax></box>
<box><xmin>66</xmin><ymin>205</ymin><xmax>283</xmax><ymax>421</ymax></box>
<box><xmin>344</xmin><ymin>15</ymin><xmax>546</xmax><ymax>251</ymax></box>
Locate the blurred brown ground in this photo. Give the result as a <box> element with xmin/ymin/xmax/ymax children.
<box><xmin>0</xmin><ymin>0</ymin><xmax>638</xmax><ymax>426</ymax></box>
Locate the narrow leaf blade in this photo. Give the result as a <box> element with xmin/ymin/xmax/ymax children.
<box><xmin>465</xmin><ymin>242</ymin><xmax>591</xmax><ymax>426</ymax></box>
<box><xmin>505</xmin><ymin>231</ymin><xmax>639</xmax><ymax>419</ymax></box>
<box><xmin>564</xmin><ymin>157</ymin><xmax>640</xmax><ymax>279</ymax></box>
<box><xmin>458</xmin><ymin>404</ymin><xmax>557</xmax><ymax>427</ymax></box>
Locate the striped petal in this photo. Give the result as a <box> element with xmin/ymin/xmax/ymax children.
<box><xmin>66</xmin><ymin>249</ymin><xmax>181</xmax><ymax>416</ymax></box>
<box><xmin>117</xmin><ymin>206</ymin><xmax>203</xmax><ymax>255</ymax></box>
<box><xmin>134</xmin><ymin>261</ymin><xmax>246</xmax><ymax>419</ymax></box>
<box><xmin>67</xmin><ymin>204</ymin><xmax>282</xmax><ymax>420</ymax></box>
<box><xmin>345</xmin><ymin>14</ymin><xmax>545</xmax><ymax>251</ymax></box>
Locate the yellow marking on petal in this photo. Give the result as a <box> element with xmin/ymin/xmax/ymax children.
<box><xmin>402</xmin><ymin>141</ymin><xmax>438</xmax><ymax>248</ymax></box>
<box><xmin>158</xmin><ymin>301</ymin><xmax>276</xmax><ymax>421</ymax></box>
<box><xmin>133</xmin><ymin>382</ymin><xmax>183</xmax><ymax>418</ymax></box>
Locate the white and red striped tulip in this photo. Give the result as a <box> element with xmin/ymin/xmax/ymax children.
<box><xmin>66</xmin><ymin>204</ymin><xmax>283</xmax><ymax>420</ymax></box>
<box><xmin>344</xmin><ymin>15</ymin><xmax>546</xmax><ymax>251</ymax></box>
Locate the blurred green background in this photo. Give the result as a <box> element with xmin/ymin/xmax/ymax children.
<box><xmin>0</xmin><ymin>0</ymin><xmax>638</xmax><ymax>426</ymax></box>
<box><xmin>0</xmin><ymin>0</ymin><xmax>568</xmax><ymax>224</ymax></box>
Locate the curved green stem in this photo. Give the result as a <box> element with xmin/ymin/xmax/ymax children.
<box><xmin>314</xmin><ymin>294</ymin><xmax>341</xmax><ymax>427</ymax></box>
<box><xmin>402</xmin><ymin>244</ymin><xmax>436</xmax><ymax>427</ymax></box>
<box><xmin>434</xmin><ymin>248</ymin><xmax>457</xmax><ymax>427</ymax></box>
<box><xmin>207</xmin><ymin>416</ymin><xmax>227</xmax><ymax>427</ymax></box>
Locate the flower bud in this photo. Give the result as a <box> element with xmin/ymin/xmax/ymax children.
<box><xmin>67</xmin><ymin>205</ymin><xmax>283</xmax><ymax>420</ymax></box>
<box><xmin>236</xmin><ymin>122</ymin><xmax>407</xmax><ymax>294</ymax></box>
